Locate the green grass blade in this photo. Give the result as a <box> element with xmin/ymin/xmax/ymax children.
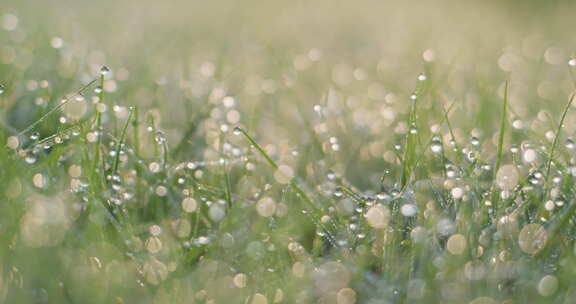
<box><xmin>111</xmin><ymin>107</ymin><xmax>135</xmax><ymax>174</ymax></box>
<box><xmin>545</xmin><ymin>93</ymin><xmax>575</xmax><ymax>182</ymax></box>
<box><xmin>494</xmin><ymin>81</ymin><xmax>509</xmax><ymax>174</ymax></box>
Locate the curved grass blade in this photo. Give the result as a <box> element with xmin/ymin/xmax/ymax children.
<box><xmin>545</xmin><ymin>93</ymin><xmax>575</xmax><ymax>182</ymax></box>
<box><xmin>494</xmin><ymin>81</ymin><xmax>509</xmax><ymax>174</ymax></box>
<box><xmin>17</xmin><ymin>78</ymin><xmax>97</xmax><ymax>137</ymax></box>
<box><xmin>111</xmin><ymin>107</ymin><xmax>135</xmax><ymax>174</ymax></box>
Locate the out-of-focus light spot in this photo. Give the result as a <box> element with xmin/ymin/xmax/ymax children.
<box><xmin>2</xmin><ymin>14</ymin><xmax>19</xmax><ymax>31</ymax></box>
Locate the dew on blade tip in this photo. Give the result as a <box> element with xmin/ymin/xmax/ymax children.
<box><xmin>154</xmin><ymin>131</ymin><xmax>166</xmax><ymax>144</ymax></box>
<box><xmin>100</xmin><ymin>65</ymin><xmax>111</xmax><ymax>75</ymax></box>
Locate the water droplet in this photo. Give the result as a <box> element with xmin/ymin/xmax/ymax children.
<box><xmin>154</xmin><ymin>131</ymin><xmax>166</xmax><ymax>144</ymax></box>
<box><xmin>376</xmin><ymin>192</ymin><xmax>390</xmax><ymax>201</ymax></box>
<box><xmin>146</xmin><ymin>236</ymin><xmax>162</xmax><ymax>254</ymax></box>
<box><xmin>417</xmin><ymin>73</ymin><xmax>427</xmax><ymax>81</ymax></box>
<box><xmin>6</xmin><ymin>136</ymin><xmax>19</xmax><ymax>149</ymax></box>
<box><xmin>24</xmin><ymin>152</ymin><xmax>37</xmax><ymax>164</ymax></box>
<box><xmin>538</xmin><ymin>275</ymin><xmax>558</xmax><ymax>296</ymax></box>
<box><xmin>400</xmin><ymin>204</ymin><xmax>417</xmax><ymax>217</ymax></box>
<box><xmin>100</xmin><ymin>65</ymin><xmax>111</xmax><ymax>75</ymax></box>
<box><xmin>334</xmin><ymin>189</ymin><xmax>343</xmax><ymax>198</ymax></box>
<box><xmin>569</xmin><ymin>58</ymin><xmax>576</xmax><ymax>67</ymax></box>
<box><xmin>496</xmin><ymin>165</ymin><xmax>519</xmax><ymax>190</ymax></box>
<box><xmin>250</xmin><ymin>293</ymin><xmax>268</xmax><ymax>304</ymax></box>
<box><xmin>274</xmin><ymin>165</ymin><xmax>294</xmax><ymax>184</ymax></box>
<box><xmin>447</xmin><ymin>234</ymin><xmax>467</xmax><ymax>255</ymax></box>
<box><xmin>149</xmin><ymin>224</ymin><xmax>162</xmax><ymax>236</ymax></box>
<box><xmin>470</xmin><ymin>136</ymin><xmax>480</xmax><ymax>146</ymax></box>
<box><xmin>30</xmin><ymin>132</ymin><xmax>40</xmax><ymax>141</ymax></box>
<box><xmin>430</xmin><ymin>136</ymin><xmax>442</xmax><ymax>153</ymax></box>
<box><xmin>326</xmin><ymin>170</ymin><xmax>336</xmax><ymax>180</ymax></box>
<box><xmin>208</xmin><ymin>203</ymin><xmax>226</xmax><ymax>222</ymax></box>
<box><xmin>365</xmin><ymin>205</ymin><xmax>390</xmax><ymax>229</ymax></box>
<box><xmin>233</xmin><ymin>273</ymin><xmax>247</xmax><ymax>288</ymax></box>
<box><xmin>467</xmin><ymin>151</ymin><xmax>476</xmax><ymax>161</ymax></box>
<box><xmin>0</xmin><ymin>84</ymin><xmax>5</xmax><ymax>95</ymax></box>
<box><xmin>451</xmin><ymin>187</ymin><xmax>464</xmax><ymax>199</ymax></box>
<box><xmin>256</xmin><ymin>197</ymin><xmax>276</xmax><ymax>217</ymax></box>
<box><xmin>181</xmin><ymin>197</ymin><xmax>198</xmax><ymax>213</ymax></box>
<box><xmin>337</xmin><ymin>287</ymin><xmax>357</xmax><ymax>304</ymax></box>
<box><xmin>32</xmin><ymin>173</ymin><xmax>46</xmax><ymax>188</ymax></box>
<box><xmin>518</xmin><ymin>223</ymin><xmax>547</xmax><ymax>254</ymax></box>
<box><xmin>155</xmin><ymin>185</ymin><xmax>168</xmax><ymax>196</ymax></box>
<box><xmin>522</xmin><ymin>149</ymin><xmax>537</xmax><ymax>163</ymax></box>
<box><xmin>566</xmin><ymin>138</ymin><xmax>574</xmax><ymax>149</ymax></box>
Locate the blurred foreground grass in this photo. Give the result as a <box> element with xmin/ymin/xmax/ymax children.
<box><xmin>2</xmin><ymin>0</ymin><xmax>576</xmax><ymax>303</ymax></box>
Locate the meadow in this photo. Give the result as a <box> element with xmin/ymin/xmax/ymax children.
<box><xmin>1</xmin><ymin>0</ymin><xmax>576</xmax><ymax>303</ymax></box>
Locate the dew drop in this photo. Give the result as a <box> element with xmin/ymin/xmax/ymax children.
<box><xmin>209</xmin><ymin>203</ymin><xmax>226</xmax><ymax>222</ymax></box>
<box><xmin>518</xmin><ymin>223</ymin><xmax>547</xmax><ymax>254</ymax></box>
<box><xmin>565</xmin><ymin>138</ymin><xmax>574</xmax><ymax>149</ymax></box>
<box><xmin>30</xmin><ymin>132</ymin><xmax>40</xmax><ymax>141</ymax></box>
<box><xmin>145</xmin><ymin>236</ymin><xmax>162</xmax><ymax>254</ymax></box>
<box><xmin>496</xmin><ymin>164</ymin><xmax>519</xmax><ymax>190</ymax></box>
<box><xmin>337</xmin><ymin>288</ymin><xmax>357</xmax><ymax>304</ymax></box>
<box><xmin>521</xmin><ymin>149</ymin><xmax>536</xmax><ymax>163</ymax></box>
<box><xmin>233</xmin><ymin>273</ymin><xmax>247</xmax><ymax>288</ymax></box>
<box><xmin>538</xmin><ymin>275</ymin><xmax>558</xmax><ymax>296</ymax></box>
<box><xmin>256</xmin><ymin>197</ymin><xmax>276</xmax><ymax>217</ymax></box>
<box><xmin>100</xmin><ymin>65</ymin><xmax>111</xmax><ymax>75</ymax></box>
<box><xmin>154</xmin><ymin>131</ymin><xmax>166</xmax><ymax>144</ymax></box>
<box><xmin>6</xmin><ymin>136</ymin><xmax>19</xmax><ymax>149</ymax></box>
<box><xmin>149</xmin><ymin>224</ymin><xmax>162</xmax><ymax>236</ymax></box>
<box><xmin>182</xmin><ymin>197</ymin><xmax>198</xmax><ymax>213</ymax></box>
<box><xmin>365</xmin><ymin>205</ymin><xmax>390</xmax><ymax>229</ymax></box>
<box><xmin>470</xmin><ymin>136</ymin><xmax>480</xmax><ymax>146</ymax></box>
<box><xmin>430</xmin><ymin>136</ymin><xmax>442</xmax><ymax>153</ymax></box>
<box><xmin>451</xmin><ymin>187</ymin><xmax>464</xmax><ymax>199</ymax></box>
<box><xmin>400</xmin><ymin>204</ymin><xmax>417</xmax><ymax>217</ymax></box>
<box><xmin>32</xmin><ymin>173</ymin><xmax>46</xmax><ymax>188</ymax></box>
<box><xmin>250</xmin><ymin>293</ymin><xmax>268</xmax><ymax>304</ymax></box>
<box><xmin>447</xmin><ymin>234</ymin><xmax>467</xmax><ymax>255</ymax></box>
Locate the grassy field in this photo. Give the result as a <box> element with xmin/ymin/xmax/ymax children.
<box><xmin>2</xmin><ymin>0</ymin><xmax>576</xmax><ymax>303</ymax></box>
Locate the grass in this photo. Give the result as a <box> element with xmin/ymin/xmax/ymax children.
<box><xmin>3</xmin><ymin>1</ymin><xmax>576</xmax><ymax>303</ymax></box>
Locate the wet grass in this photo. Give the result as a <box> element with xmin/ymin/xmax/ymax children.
<box><xmin>3</xmin><ymin>1</ymin><xmax>576</xmax><ymax>303</ymax></box>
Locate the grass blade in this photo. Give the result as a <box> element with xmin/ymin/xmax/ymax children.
<box><xmin>494</xmin><ymin>81</ymin><xmax>509</xmax><ymax>174</ymax></box>
<box><xmin>545</xmin><ymin>93</ymin><xmax>575</xmax><ymax>182</ymax></box>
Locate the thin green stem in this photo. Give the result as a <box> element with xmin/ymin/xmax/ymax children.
<box><xmin>545</xmin><ymin>93</ymin><xmax>575</xmax><ymax>182</ymax></box>
<box><xmin>112</xmin><ymin>107</ymin><xmax>134</xmax><ymax>174</ymax></box>
<box><xmin>494</xmin><ymin>81</ymin><xmax>509</xmax><ymax>174</ymax></box>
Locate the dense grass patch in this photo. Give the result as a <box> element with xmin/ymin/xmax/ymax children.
<box><xmin>2</xmin><ymin>1</ymin><xmax>576</xmax><ymax>303</ymax></box>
